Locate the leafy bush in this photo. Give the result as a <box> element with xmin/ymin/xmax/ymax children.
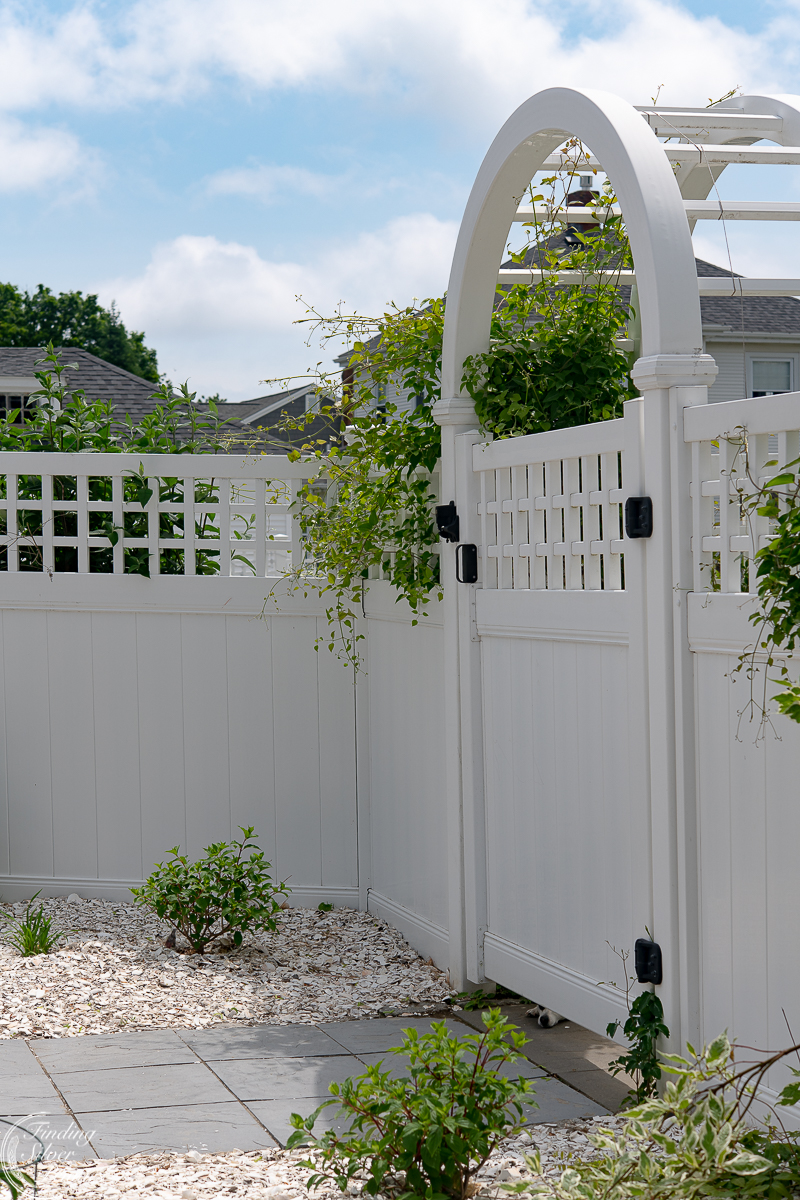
<box><xmin>0</xmin><ymin>1161</ymin><xmax>34</xmax><ymax>1200</ymax></box>
<box><xmin>288</xmin><ymin>1008</ymin><xmax>536</xmax><ymax>1200</ymax></box>
<box><xmin>131</xmin><ymin>826</ymin><xmax>289</xmax><ymax>954</ymax></box>
<box><xmin>461</xmin><ymin>174</ymin><xmax>635</xmax><ymax>440</ymax></box>
<box><xmin>508</xmin><ymin>1033</ymin><xmax>800</xmax><ymax>1200</ymax></box>
<box><xmin>2</xmin><ymin>891</ymin><xmax>65</xmax><ymax>956</ymax></box>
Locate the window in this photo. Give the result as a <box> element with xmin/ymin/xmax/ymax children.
<box><xmin>0</xmin><ymin>394</ymin><xmax>38</xmax><ymax>422</ymax></box>
<box><xmin>751</xmin><ymin>359</ymin><xmax>792</xmax><ymax>397</ymax></box>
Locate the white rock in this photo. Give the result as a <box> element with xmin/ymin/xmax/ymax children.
<box><xmin>184</xmin><ymin>1151</ymin><xmax>203</xmax><ymax>1163</ymax></box>
<box><xmin>67</xmin><ymin>893</ymin><xmax>82</xmax><ymax>903</ymax></box>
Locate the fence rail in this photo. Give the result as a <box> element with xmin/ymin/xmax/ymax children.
<box><xmin>0</xmin><ymin>452</ymin><xmax>319</xmax><ymax>579</ymax></box>
<box><xmin>473</xmin><ymin>418</ymin><xmax>625</xmax><ymax>590</ymax></box>
<box><xmin>684</xmin><ymin>392</ymin><xmax>800</xmax><ymax>593</ymax></box>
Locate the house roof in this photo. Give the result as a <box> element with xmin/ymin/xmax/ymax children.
<box><xmin>0</xmin><ymin>347</ymin><xmax>161</xmax><ymax>422</ymax></box>
<box><xmin>694</xmin><ymin>258</ymin><xmax>800</xmax><ymax>336</ymax></box>
<box><xmin>215</xmin><ymin>385</ymin><xmax>317</xmax><ymax>427</ymax></box>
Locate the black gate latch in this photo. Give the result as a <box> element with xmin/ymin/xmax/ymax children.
<box><xmin>456</xmin><ymin>543</ymin><xmax>478</xmax><ymax>583</ymax></box>
<box><xmin>635</xmin><ymin>938</ymin><xmax>663</xmax><ymax>985</ymax></box>
<box><xmin>625</xmin><ymin>496</ymin><xmax>653</xmax><ymax>539</ymax></box>
<box><xmin>435</xmin><ymin>501</ymin><xmax>460</xmax><ymax>543</ymax></box>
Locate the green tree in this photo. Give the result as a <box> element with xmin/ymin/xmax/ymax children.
<box><xmin>0</xmin><ymin>282</ymin><xmax>159</xmax><ymax>381</ymax></box>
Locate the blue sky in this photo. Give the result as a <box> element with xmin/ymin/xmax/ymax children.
<box><xmin>2</xmin><ymin>0</ymin><xmax>800</xmax><ymax>400</ymax></box>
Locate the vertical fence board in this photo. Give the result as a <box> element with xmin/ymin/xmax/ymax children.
<box><xmin>3</xmin><ymin>610</ymin><xmax>53</xmax><ymax>877</ymax></box>
<box><xmin>180</xmin><ymin>613</ymin><xmax>232</xmax><ymax>857</ymax></box>
<box><xmin>367</xmin><ymin>610</ymin><xmax>447</xmax><ymax>929</ymax></box>
<box><xmin>136</xmin><ymin>613</ymin><xmax>187</xmax><ymax>874</ymax></box>
<box><xmin>316</xmin><ymin>630</ymin><xmax>357</xmax><ymax>889</ymax></box>
<box><xmin>0</xmin><ymin>613</ymin><xmax>9</xmax><ymax>876</ymax></box>
<box><xmin>226</xmin><ymin>614</ymin><xmax>277</xmax><ymax>862</ymax></box>
<box><xmin>48</xmin><ymin>611</ymin><xmax>98</xmax><ymax>881</ymax></box>
<box><xmin>695</xmin><ymin>651</ymin><xmax>734</xmax><ymax>1040</ymax></box>
<box><xmin>92</xmin><ymin>611</ymin><xmax>143</xmax><ymax>882</ymax></box>
<box><xmin>271</xmin><ymin>617</ymin><xmax>323</xmax><ymax>887</ymax></box>
<box><xmin>727</xmin><ymin>672</ymin><xmax>769</xmax><ymax>1053</ymax></box>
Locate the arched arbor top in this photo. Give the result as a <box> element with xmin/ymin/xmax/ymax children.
<box><xmin>441</xmin><ymin>87</ymin><xmax>703</xmax><ymax>404</ymax></box>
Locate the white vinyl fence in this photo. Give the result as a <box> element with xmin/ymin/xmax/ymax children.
<box><xmin>0</xmin><ymin>453</ymin><xmax>358</xmax><ymax>908</ymax></box>
<box><xmin>2</xmin><ymin>391</ymin><xmax>800</xmax><ymax>1107</ymax></box>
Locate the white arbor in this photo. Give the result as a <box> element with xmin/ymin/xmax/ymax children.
<box><xmin>432</xmin><ymin>89</ymin><xmax>800</xmax><ymax>1066</ymax></box>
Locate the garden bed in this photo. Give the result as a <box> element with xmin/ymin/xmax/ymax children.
<box><xmin>0</xmin><ymin>897</ymin><xmax>450</xmax><ymax>1039</ymax></box>
<box><xmin>32</xmin><ymin>1118</ymin><xmax>628</xmax><ymax>1198</ymax></box>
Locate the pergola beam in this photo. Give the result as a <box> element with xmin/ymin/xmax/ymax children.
<box><xmin>512</xmin><ymin>201</ymin><xmax>800</xmax><ymax>223</ymax></box>
<box><xmin>497</xmin><ymin>269</ymin><xmax>800</xmax><ymax>296</ymax></box>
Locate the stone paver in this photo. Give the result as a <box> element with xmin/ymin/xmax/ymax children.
<box><xmin>3</xmin><ymin>1010</ymin><xmax>623</xmax><ymax>1158</ymax></box>
<box><xmin>80</xmin><ymin>1102</ymin><xmax>277</xmax><ymax>1158</ymax></box>
<box><xmin>183</xmin><ymin>1023</ymin><xmax>349</xmax><ymax>1061</ymax></box>
<box><xmin>210</xmin><ymin>1054</ymin><xmax>364</xmax><ymax>1102</ymax></box>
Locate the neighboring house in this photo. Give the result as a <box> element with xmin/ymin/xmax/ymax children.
<box><xmin>331</xmin><ymin>246</ymin><xmax>800</xmax><ymax>414</ymax></box>
<box><xmin>0</xmin><ymin>347</ymin><xmax>161</xmax><ymax>423</ymax></box>
<box><xmin>695</xmin><ymin>259</ymin><xmax>800</xmax><ymax>402</ymax></box>
<box><xmin>215</xmin><ymin>383</ymin><xmax>341</xmax><ymax>454</ymax></box>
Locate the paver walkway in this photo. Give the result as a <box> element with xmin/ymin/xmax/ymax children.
<box><xmin>1</xmin><ymin>1011</ymin><xmax>621</xmax><ymax>1161</ymax></box>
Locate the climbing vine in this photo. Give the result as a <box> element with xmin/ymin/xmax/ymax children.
<box><xmin>724</xmin><ymin>433</ymin><xmax>800</xmax><ymax>735</ymax></box>
<box><xmin>264</xmin><ymin>148</ymin><xmax>637</xmax><ymax>665</ymax></box>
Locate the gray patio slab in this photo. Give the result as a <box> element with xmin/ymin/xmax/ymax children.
<box><xmin>50</xmin><ymin>1062</ymin><xmax>231</xmax><ymax>1114</ymax></box>
<box><xmin>0</xmin><ymin>1073</ymin><xmax>67</xmax><ymax>1116</ymax></box>
<box><xmin>320</xmin><ymin>1017</ymin><xmax>464</xmax><ymax>1054</ymax></box>
<box><xmin>0</xmin><ymin>1113</ymin><xmax>96</xmax><ymax>1163</ymax></box>
<box><xmin>249</xmin><ymin>1098</ymin><xmax>351</xmax><ymax>1148</ymax></box>
<box><xmin>0</xmin><ymin>1041</ymin><xmax>43</xmax><ymax>1075</ymax></box>
<box><xmin>209</xmin><ymin>1054</ymin><xmax>363</xmax><ymax>1102</ymax></box>
<box><xmin>31</xmin><ymin>1029</ymin><xmax>195</xmax><ymax>1074</ymax></box>
<box><xmin>357</xmin><ymin>1052</ymin><xmax>547</xmax><ymax>1083</ymax></box>
<box><xmin>80</xmin><ymin>1102</ymin><xmax>278</xmax><ymax>1157</ymax></box>
<box><xmin>519</xmin><ymin>1076</ymin><xmax>608</xmax><ymax>1124</ymax></box>
<box><xmin>6</xmin><ymin>1011</ymin><xmax>618</xmax><ymax>1154</ymax></box>
<box><xmin>181</xmin><ymin>1023</ymin><xmax>349</xmax><ymax>1061</ymax></box>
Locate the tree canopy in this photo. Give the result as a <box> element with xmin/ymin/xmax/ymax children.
<box><xmin>0</xmin><ymin>282</ymin><xmax>159</xmax><ymax>382</ymax></box>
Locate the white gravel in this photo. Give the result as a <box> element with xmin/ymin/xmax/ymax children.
<box><xmin>31</xmin><ymin>1118</ymin><xmax>630</xmax><ymax>1198</ymax></box>
<box><xmin>0</xmin><ymin>897</ymin><xmax>452</xmax><ymax>1039</ymax></box>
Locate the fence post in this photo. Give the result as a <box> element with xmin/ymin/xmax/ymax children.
<box><xmin>432</xmin><ymin>397</ymin><xmax>483</xmax><ymax>992</ymax></box>
<box><xmin>630</xmin><ymin>353</ymin><xmax>717</xmax><ymax>1052</ymax></box>
<box><xmin>455</xmin><ymin>427</ymin><xmax>488</xmax><ymax>987</ymax></box>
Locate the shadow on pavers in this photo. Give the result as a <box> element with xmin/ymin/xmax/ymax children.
<box><xmin>453</xmin><ymin>1003</ymin><xmax>634</xmax><ymax>1113</ymax></box>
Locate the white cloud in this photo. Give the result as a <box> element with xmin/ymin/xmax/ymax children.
<box><xmin>0</xmin><ymin>115</ymin><xmax>87</xmax><ymax>191</ymax></box>
<box><xmin>96</xmin><ymin>213</ymin><xmax>458</xmax><ymax>399</ymax></box>
<box><xmin>204</xmin><ymin>163</ymin><xmax>339</xmax><ymax>203</ymax></box>
<box><xmin>0</xmin><ymin>0</ymin><xmax>796</xmax><ymax>133</ymax></box>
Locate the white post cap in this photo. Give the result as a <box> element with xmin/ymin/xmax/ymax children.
<box><xmin>632</xmin><ymin>354</ymin><xmax>718</xmax><ymax>392</ymax></box>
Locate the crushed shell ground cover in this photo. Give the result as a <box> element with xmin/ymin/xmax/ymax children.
<box><xmin>0</xmin><ymin>897</ymin><xmax>452</xmax><ymax>1038</ymax></box>
<box><xmin>31</xmin><ymin>1118</ymin><xmax>630</xmax><ymax>1198</ymax></box>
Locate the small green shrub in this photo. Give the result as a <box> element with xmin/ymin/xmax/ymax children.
<box><xmin>2</xmin><ymin>892</ymin><xmax>65</xmax><ymax>956</ymax></box>
<box><xmin>288</xmin><ymin>1008</ymin><xmax>536</xmax><ymax>1200</ymax></box>
<box><xmin>606</xmin><ymin>991</ymin><xmax>669</xmax><ymax>1106</ymax></box>
<box><xmin>131</xmin><ymin>826</ymin><xmax>289</xmax><ymax>954</ymax></box>
<box><xmin>507</xmin><ymin>1033</ymin><xmax>800</xmax><ymax>1200</ymax></box>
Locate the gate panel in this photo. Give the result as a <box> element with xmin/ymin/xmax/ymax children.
<box><xmin>478</xmin><ymin>591</ymin><xmax>646</xmax><ymax>1031</ymax></box>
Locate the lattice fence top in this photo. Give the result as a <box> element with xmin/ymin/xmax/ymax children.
<box><xmin>473</xmin><ymin>419</ymin><xmax>625</xmax><ymax>591</ymax></box>
<box><xmin>685</xmin><ymin>392</ymin><xmax>800</xmax><ymax>595</ymax></box>
<box><xmin>0</xmin><ymin>452</ymin><xmax>315</xmax><ymax>579</ymax></box>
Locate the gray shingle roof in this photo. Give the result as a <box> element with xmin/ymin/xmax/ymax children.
<box><xmin>0</xmin><ymin>347</ymin><xmax>161</xmax><ymax>422</ymax></box>
<box><xmin>694</xmin><ymin>258</ymin><xmax>800</xmax><ymax>335</ymax></box>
